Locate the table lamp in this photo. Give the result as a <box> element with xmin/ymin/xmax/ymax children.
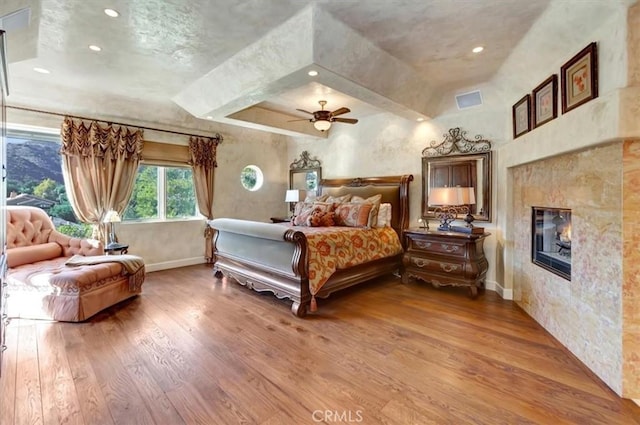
<box><xmin>103</xmin><ymin>210</ymin><xmax>121</xmax><ymax>245</ymax></box>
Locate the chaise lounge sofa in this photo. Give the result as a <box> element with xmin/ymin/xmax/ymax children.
<box><xmin>5</xmin><ymin>206</ymin><xmax>145</xmax><ymax>322</ymax></box>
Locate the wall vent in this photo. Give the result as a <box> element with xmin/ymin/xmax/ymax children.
<box><xmin>0</xmin><ymin>7</ymin><xmax>31</xmax><ymax>32</ymax></box>
<box><xmin>455</xmin><ymin>90</ymin><xmax>483</xmax><ymax>110</ymax></box>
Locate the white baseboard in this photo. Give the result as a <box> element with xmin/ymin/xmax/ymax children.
<box><xmin>487</xmin><ymin>279</ymin><xmax>513</xmax><ymax>300</ymax></box>
<box><xmin>145</xmin><ymin>257</ymin><xmax>206</xmax><ymax>273</ymax></box>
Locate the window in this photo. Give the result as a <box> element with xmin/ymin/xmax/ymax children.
<box><xmin>6</xmin><ymin>128</ymin><xmax>92</xmax><ymax>238</ymax></box>
<box><xmin>240</xmin><ymin>164</ymin><xmax>263</xmax><ymax>191</ymax></box>
<box><xmin>124</xmin><ymin>165</ymin><xmax>198</xmax><ymax>221</ymax></box>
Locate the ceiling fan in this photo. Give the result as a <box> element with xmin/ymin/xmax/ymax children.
<box><xmin>292</xmin><ymin>100</ymin><xmax>358</xmax><ymax>132</ymax></box>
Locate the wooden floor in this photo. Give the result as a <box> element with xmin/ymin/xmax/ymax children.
<box><xmin>1</xmin><ymin>265</ymin><xmax>639</xmax><ymax>425</ymax></box>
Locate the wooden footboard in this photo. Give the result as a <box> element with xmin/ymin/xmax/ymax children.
<box><xmin>211</xmin><ymin>174</ymin><xmax>413</xmax><ymax>317</ymax></box>
<box><xmin>212</xmin><ymin>226</ymin><xmax>312</xmax><ymax>317</ymax></box>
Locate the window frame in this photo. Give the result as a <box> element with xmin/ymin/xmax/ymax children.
<box><xmin>124</xmin><ymin>164</ymin><xmax>200</xmax><ymax>222</ymax></box>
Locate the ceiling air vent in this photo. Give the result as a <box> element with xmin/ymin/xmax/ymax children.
<box><xmin>455</xmin><ymin>90</ymin><xmax>483</xmax><ymax>110</ymax></box>
<box><xmin>0</xmin><ymin>7</ymin><xmax>31</xmax><ymax>32</ymax></box>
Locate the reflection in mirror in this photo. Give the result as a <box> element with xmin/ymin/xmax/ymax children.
<box><xmin>421</xmin><ymin>128</ymin><xmax>492</xmax><ymax>222</ymax></box>
<box><xmin>289</xmin><ymin>151</ymin><xmax>322</xmax><ymax>199</ymax></box>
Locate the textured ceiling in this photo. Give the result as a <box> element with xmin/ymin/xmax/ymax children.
<box><xmin>2</xmin><ymin>0</ymin><xmax>552</xmax><ymax>136</ymax></box>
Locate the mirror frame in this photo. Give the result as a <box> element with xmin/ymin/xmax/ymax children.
<box><xmin>421</xmin><ymin>128</ymin><xmax>492</xmax><ymax>222</ymax></box>
<box><xmin>289</xmin><ymin>150</ymin><xmax>322</xmax><ymax>196</ymax></box>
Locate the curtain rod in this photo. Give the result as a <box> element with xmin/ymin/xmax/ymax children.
<box><xmin>7</xmin><ymin>105</ymin><xmax>223</xmax><ymax>141</ymax></box>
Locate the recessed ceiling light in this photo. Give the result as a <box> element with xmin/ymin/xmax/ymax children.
<box><xmin>308</xmin><ymin>70</ymin><xmax>318</xmax><ymax>76</ymax></box>
<box><xmin>472</xmin><ymin>46</ymin><xmax>484</xmax><ymax>53</ymax></box>
<box><xmin>104</xmin><ymin>8</ymin><xmax>119</xmax><ymax>18</ymax></box>
<box><xmin>416</xmin><ymin>117</ymin><xmax>424</xmax><ymax>122</ymax></box>
<box><xmin>33</xmin><ymin>67</ymin><xmax>50</xmax><ymax>74</ymax></box>
<box><xmin>206</xmin><ymin>116</ymin><xmax>213</xmax><ymax>120</ymax></box>
<box><xmin>89</xmin><ymin>45</ymin><xmax>102</xmax><ymax>52</ymax></box>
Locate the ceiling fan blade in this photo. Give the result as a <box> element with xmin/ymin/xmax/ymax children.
<box><xmin>296</xmin><ymin>108</ymin><xmax>315</xmax><ymax>115</ymax></box>
<box><xmin>333</xmin><ymin>117</ymin><xmax>358</xmax><ymax>124</ymax></box>
<box><xmin>331</xmin><ymin>107</ymin><xmax>350</xmax><ymax>117</ymax></box>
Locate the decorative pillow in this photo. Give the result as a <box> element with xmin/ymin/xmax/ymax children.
<box><xmin>292</xmin><ymin>204</ymin><xmax>317</xmax><ymax>226</ymax></box>
<box><xmin>334</xmin><ymin>202</ymin><xmax>373</xmax><ymax>228</ymax></box>
<box><xmin>325</xmin><ymin>194</ymin><xmax>352</xmax><ymax>204</ymax></box>
<box><xmin>351</xmin><ymin>194</ymin><xmax>382</xmax><ymax>227</ymax></box>
<box><xmin>307</xmin><ymin>210</ymin><xmax>335</xmax><ymax>227</ymax></box>
<box><xmin>304</xmin><ymin>193</ymin><xmax>329</xmax><ymax>203</ymax></box>
<box><xmin>293</xmin><ymin>201</ymin><xmax>312</xmax><ymax>217</ymax></box>
<box><xmin>375</xmin><ymin>203</ymin><xmax>392</xmax><ymax>227</ymax></box>
<box><xmin>292</xmin><ymin>202</ymin><xmax>334</xmax><ymax>226</ymax></box>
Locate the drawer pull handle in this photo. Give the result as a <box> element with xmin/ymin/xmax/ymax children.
<box><xmin>413</xmin><ymin>258</ymin><xmax>429</xmax><ymax>268</ymax></box>
<box><xmin>441</xmin><ymin>264</ymin><xmax>459</xmax><ymax>273</ymax></box>
<box><xmin>1</xmin><ymin>345</ymin><xmax>6</xmax><ymax>352</ymax></box>
<box><xmin>415</xmin><ymin>241</ymin><xmax>432</xmax><ymax>249</ymax></box>
<box><xmin>440</xmin><ymin>244</ymin><xmax>460</xmax><ymax>253</ymax></box>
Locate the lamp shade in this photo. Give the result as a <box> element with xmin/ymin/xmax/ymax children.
<box><xmin>459</xmin><ymin>187</ymin><xmax>476</xmax><ymax>205</ymax></box>
<box><xmin>103</xmin><ymin>210</ymin><xmax>121</xmax><ymax>223</ymax></box>
<box><xmin>429</xmin><ymin>187</ymin><xmax>463</xmax><ymax>206</ymax></box>
<box><xmin>313</xmin><ymin>120</ymin><xmax>332</xmax><ymax>132</ymax></box>
<box><xmin>285</xmin><ymin>189</ymin><xmax>305</xmax><ymax>203</ymax></box>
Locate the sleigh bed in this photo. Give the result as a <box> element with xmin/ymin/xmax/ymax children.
<box><xmin>210</xmin><ymin>175</ymin><xmax>413</xmax><ymax>317</ymax></box>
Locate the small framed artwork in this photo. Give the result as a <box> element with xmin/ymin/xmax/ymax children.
<box><xmin>532</xmin><ymin>75</ymin><xmax>558</xmax><ymax>128</ymax></box>
<box><xmin>561</xmin><ymin>42</ymin><xmax>598</xmax><ymax>114</ymax></box>
<box><xmin>512</xmin><ymin>94</ymin><xmax>531</xmax><ymax>139</ymax></box>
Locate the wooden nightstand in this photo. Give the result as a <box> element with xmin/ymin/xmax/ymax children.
<box><xmin>270</xmin><ymin>217</ymin><xmax>291</xmax><ymax>223</ymax></box>
<box><xmin>105</xmin><ymin>242</ymin><xmax>129</xmax><ymax>255</ymax></box>
<box><xmin>402</xmin><ymin>228</ymin><xmax>490</xmax><ymax>298</ymax></box>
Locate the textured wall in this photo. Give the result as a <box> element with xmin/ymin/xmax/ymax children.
<box><xmin>622</xmin><ymin>140</ymin><xmax>640</xmax><ymax>397</ymax></box>
<box><xmin>510</xmin><ymin>143</ymin><xmax>624</xmax><ymax>394</ymax></box>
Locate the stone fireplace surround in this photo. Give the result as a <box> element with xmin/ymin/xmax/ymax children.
<box><xmin>507</xmin><ymin>141</ymin><xmax>640</xmax><ymax>397</ymax></box>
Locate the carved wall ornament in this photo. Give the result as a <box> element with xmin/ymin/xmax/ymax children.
<box><xmin>290</xmin><ymin>150</ymin><xmax>321</xmax><ymax>170</ymax></box>
<box><xmin>422</xmin><ymin>127</ymin><xmax>491</xmax><ymax>157</ymax></box>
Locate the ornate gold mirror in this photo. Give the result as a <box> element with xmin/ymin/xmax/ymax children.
<box><xmin>289</xmin><ymin>150</ymin><xmax>322</xmax><ymax>197</ymax></box>
<box><xmin>422</xmin><ymin>128</ymin><xmax>492</xmax><ymax>222</ymax></box>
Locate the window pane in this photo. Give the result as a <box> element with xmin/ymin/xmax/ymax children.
<box><xmin>6</xmin><ymin>131</ymin><xmax>91</xmax><ymax>238</ymax></box>
<box><xmin>166</xmin><ymin>167</ymin><xmax>196</xmax><ymax>219</ymax></box>
<box><xmin>124</xmin><ymin>165</ymin><xmax>158</xmax><ymax>220</ymax></box>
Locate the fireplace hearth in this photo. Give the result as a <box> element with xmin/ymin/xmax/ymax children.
<box><xmin>532</xmin><ymin>207</ymin><xmax>571</xmax><ymax>280</ymax></box>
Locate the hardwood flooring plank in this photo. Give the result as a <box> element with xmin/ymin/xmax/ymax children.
<box><xmin>35</xmin><ymin>323</ymin><xmax>83</xmax><ymax>425</ymax></box>
<box><xmin>14</xmin><ymin>322</ymin><xmax>43</xmax><ymax>425</ymax></box>
<box><xmin>59</xmin><ymin>324</ymin><xmax>115</xmax><ymax>425</ymax></box>
<box><xmin>0</xmin><ymin>321</ymin><xmax>19</xmax><ymax>425</ymax></box>
<box><xmin>74</xmin><ymin>318</ymin><xmax>156</xmax><ymax>425</ymax></box>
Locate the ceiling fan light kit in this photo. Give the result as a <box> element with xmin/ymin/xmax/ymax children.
<box><xmin>295</xmin><ymin>100</ymin><xmax>358</xmax><ymax>132</ymax></box>
<box><xmin>313</xmin><ymin>119</ymin><xmax>331</xmax><ymax>131</ymax></box>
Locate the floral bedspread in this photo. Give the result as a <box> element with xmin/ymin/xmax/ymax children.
<box><xmin>293</xmin><ymin>226</ymin><xmax>403</xmax><ymax>295</ymax></box>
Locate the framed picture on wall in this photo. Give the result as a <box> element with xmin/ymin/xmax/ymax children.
<box><xmin>561</xmin><ymin>42</ymin><xmax>598</xmax><ymax>114</ymax></box>
<box><xmin>532</xmin><ymin>75</ymin><xmax>558</xmax><ymax>128</ymax></box>
<box><xmin>512</xmin><ymin>94</ymin><xmax>531</xmax><ymax>139</ymax></box>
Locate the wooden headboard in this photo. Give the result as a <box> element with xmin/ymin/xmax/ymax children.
<box><xmin>319</xmin><ymin>175</ymin><xmax>414</xmax><ymax>238</ymax></box>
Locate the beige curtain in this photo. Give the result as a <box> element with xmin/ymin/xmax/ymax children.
<box><xmin>60</xmin><ymin>117</ymin><xmax>144</xmax><ymax>243</ymax></box>
<box><xmin>189</xmin><ymin>135</ymin><xmax>222</xmax><ymax>263</ymax></box>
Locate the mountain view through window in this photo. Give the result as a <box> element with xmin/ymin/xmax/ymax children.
<box><xmin>7</xmin><ymin>130</ymin><xmax>198</xmax><ymax>238</ymax></box>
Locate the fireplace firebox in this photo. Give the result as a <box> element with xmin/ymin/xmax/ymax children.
<box><xmin>531</xmin><ymin>207</ymin><xmax>571</xmax><ymax>280</ymax></box>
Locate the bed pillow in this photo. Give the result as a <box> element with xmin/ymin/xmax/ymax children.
<box><xmin>334</xmin><ymin>202</ymin><xmax>373</xmax><ymax>228</ymax></box>
<box><xmin>304</xmin><ymin>193</ymin><xmax>329</xmax><ymax>203</ymax></box>
<box><xmin>325</xmin><ymin>194</ymin><xmax>352</xmax><ymax>205</ymax></box>
<box><xmin>308</xmin><ymin>210</ymin><xmax>335</xmax><ymax>227</ymax></box>
<box><xmin>375</xmin><ymin>203</ymin><xmax>392</xmax><ymax>227</ymax></box>
<box><xmin>351</xmin><ymin>194</ymin><xmax>382</xmax><ymax>227</ymax></box>
<box><xmin>292</xmin><ymin>202</ymin><xmax>334</xmax><ymax>226</ymax></box>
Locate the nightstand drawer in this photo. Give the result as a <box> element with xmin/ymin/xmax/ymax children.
<box><xmin>407</xmin><ymin>238</ymin><xmax>466</xmax><ymax>258</ymax></box>
<box><xmin>408</xmin><ymin>256</ymin><xmax>464</xmax><ymax>274</ymax></box>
